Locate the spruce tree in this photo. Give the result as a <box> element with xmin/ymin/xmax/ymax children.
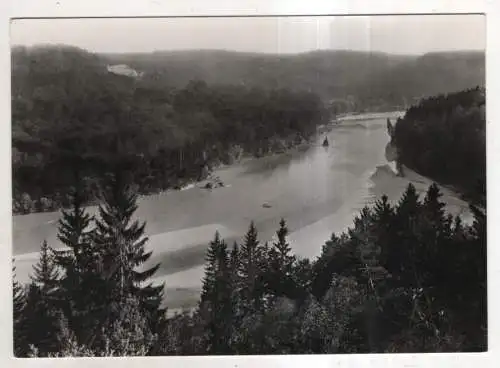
<box><xmin>93</xmin><ymin>172</ymin><xmax>164</xmax><ymax>331</ymax></box>
<box><xmin>268</xmin><ymin>219</ymin><xmax>296</xmax><ymax>298</ymax></box>
<box><xmin>392</xmin><ymin>183</ymin><xmax>422</xmax><ymax>286</ymax></box>
<box><xmin>238</xmin><ymin>222</ymin><xmax>266</xmax><ymax>313</ymax></box>
<box><xmin>229</xmin><ymin>241</ymin><xmax>240</xmax><ymax>289</ymax></box>
<box><xmin>55</xmin><ymin>186</ymin><xmax>103</xmax><ymax>345</ymax></box>
<box><xmin>271</xmin><ymin>219</ymin><xmax>295</xmax><ymax>276</ymax></box>
<box><xmin>200</xmin><ymin>232</ymin><xmax>233</xmax><ymax>354</ymax></box>
<box><xmin>20</xmin><ymin>242</ymin><xmax>63</xmax><ymax>356</ymax></box>
<box><xmin>13</xmin><ymin>262</ymin><xmax>26</xmax><ymax>356</ymax></box>
<box><xmin>31</xmin><ymin>240</ymin><xmax>59</xmax><ymax>294</ymax></box>
<box><xmin>397</xmin><ymin>184</ymin><xmax>420</xmax><ymax>220</ymax></box>
<box><xmin>56</xmin><ymin>186</ymin><xmax>96</xmax><ymax>274</ymax></box>
<box><xmin>200</xmin><ymin>231</ymin><xmax>221</xmax><ymax>304</ymax></box>
<box><xmin>372</xmin><ymin>195</ymin><xmax>396</xmax><ymax>281</ymax></box>
<box><xmin>423</xmin><ymin>184</ymin><xmax>446</xmax><ymax>221</ymax></box>
<box><xmin>420</xmin><ymin>183</ymin><xmax>449</xmax><ymax>286</ymax></box>
<box><xmin>13</xmin><ymin>262</ymin><xmax>26</xmax><ymax>324</ymax></box>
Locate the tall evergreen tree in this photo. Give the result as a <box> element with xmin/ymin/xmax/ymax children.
<box><xmin>267</xmin><ymin>219</ymin><xmax>296</xmax><ymax>298</ymax></box>
<box><xmin>373</xmin><ymin>195</ymin><xmax>395</xmax><ymax>277</ymax></box>
<box><xmin>392</xmin><ymin>183</ymin><xmax>422</xmax><ymax>286</ymax></box>
<box><xmin>12</xmin><ymin>262</ymin><xmax>25</xmax><ymax>324</ymax></box>
<box><xmin>31</xmin><ymin>240</ymin><xmax>59</xmax><ymax>294</ymax></box>
<box><xmin>13</xmin><ymin>261</ymin><xmax>26</xmax><ymax>356</ymax></box>
<box><xmin>238</xmin><ymin>222</ymin><xmax>266</xmax><ymax>313</ymax></box>
<box><xmin>56</xmin><ymin>185</ymin><xmax>96</xmax><ymax>274</ymax></box>
<box><xmin>200</xmin><ymin>232</ymin><xmax>233</xmax><ymax>354</ymax></box>
<box><xmin>420</xmin><ymin>183</ymin><xmax>450</xmax><ymax>287</ymax></box>
<box><xmin>54</xmin><ymin>186</ymin><xmax>103</xmax><ymax>345</ymax></box>
<box><xmin>93</xmin><ymin>172</ymin><xmax>164</xmax><ymax>331</ymax></box>
<box><xmin>19</xmin><ymin>242</ymin><xmax>63</xmax><ymax>356</ymax></box>
<box><xmin>229</xmin><ymin>241</ymin><xmax>240</xmax><ymax>288</ymax></box>
<box><xmin>271</xmin><ymin>219</ymin><xmax>295</xmax><ymax>276</ymax></box>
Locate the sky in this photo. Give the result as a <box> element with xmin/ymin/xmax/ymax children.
<box><xmin>10</xmin><ymin>14</ymin><xmax>485</xmax><ymax>55</ymax></box>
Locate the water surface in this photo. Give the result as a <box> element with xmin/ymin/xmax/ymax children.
<box><xmin>12</xmin><ymin>111</ymin><xmax>472</xmax><ymax>312</ymax></box>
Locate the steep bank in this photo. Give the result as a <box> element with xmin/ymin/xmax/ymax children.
<box><xmin>12</xmin><ymin>111</ymin><xmax>474</xmax><ymax>314</ymax></box>
<box><xmin>389</xmin><ymin>88</ymin><xmax>485</xmax><ymax>207</ymax></box>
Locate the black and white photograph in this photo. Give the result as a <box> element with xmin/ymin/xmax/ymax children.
<box><xmin>10</xmin><ymin>14</ymin><xmax>486</xmax><ymax>357</ymax></box>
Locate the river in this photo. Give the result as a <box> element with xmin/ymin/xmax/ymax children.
<box><xmin>12</xmin><ymin>111</ymin><xmax>473</xmax><ymax>314</ymax></box>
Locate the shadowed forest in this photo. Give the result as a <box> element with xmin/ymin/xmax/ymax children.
<box><xmin>13</xmin><ymin>181</ymin><xmax>486</xmax><ymax>356</ymax></box>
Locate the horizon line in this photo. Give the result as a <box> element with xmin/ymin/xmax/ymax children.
<box><xmin>9</xmin><ymin>42</ymin><xmax>486</xmax><ymax>58</ymax></box>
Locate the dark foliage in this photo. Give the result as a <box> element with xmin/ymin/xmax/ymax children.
<box><xmin>11</xmin><ymin>58</ymin><xmax>486</xmax><ymax>354</ymax></box>
<box><xmin>11</xmin><ymin>46</ymin><xmax>328</xmax><ymax>214</ymax></box>
<box><xmin>13</xmin><ymin>181</ymin><xmax>487</xmax><ymax>356</ymax></box>
<box><xmin>12</xmin><ymin>46</ymin><xmax>484</xmax><ymax>214</ymax></box>
<box><xmin>92</xmin><ymin>172</ymin><xmax>165</xmax><ymax>337</ymax></box>
<box><xmin>199</xmin><ymin>232</ymin><xmax>233</xmax><ymax>354</ymax></box>
<box><xmin>393</xmin><ymin>87</ymin><xmax>486</xmax><ymax>206</ymax></box>
<box><xmin>13</xmin><ymin>175</ymin><xmax>163</xmax><ymax>357</ymax></box>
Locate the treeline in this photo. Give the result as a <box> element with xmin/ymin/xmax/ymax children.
<box><xmin>12</xmin><ymin>46</ymin><xmax>326</xmax><ymax>214</ymax></box>
<box><xmin>393</xmin><ymin>87</ymin><xmax>486</xmax><ymax>206</ymax></box>
<box><xmin>13</xmin><ymin>177</ymin><xmax>486</xmax><ymax>356</ymax></box>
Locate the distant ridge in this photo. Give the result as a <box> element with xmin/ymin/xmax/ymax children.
<box><xmin>12</xmin><ymin>44</ymin><xmax>484</xmax><ymax>109</ymax></box>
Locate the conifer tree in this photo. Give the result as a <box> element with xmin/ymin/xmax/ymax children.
<box><xmin>268</xmin><ymin>219</ymin><xmax>296</xmax><ymax>298</ymax></box>
<box><xmin>13</xmin><ymin>262</ymin><xmax>26</xmax><ymax>356</ymax></box>
<box><xmin>227</xmin><ymin>241</ymin><xmax>243</xmax><ymax>348</ymax></box>
<box><xmin>238</xmin><ymin>222</ymin><xmax>266</xmax><ymax>312</ymax></box>
<box><xmin>56</xmin><ymin>185</ymin><xmax>97</xmax><ymax>274</ymax></box>
<box><xmin>420</xmin><ymin>183</ymin><xmax>449</xmax><ymax>286</ymax></box>
<box><xmin>13</xmin><ymin>262</ymin><xmax>26</xmax><ymax>324</ymax></box>
<box><xmin>392</xmin><ymin>183</ymin><xmax>422</xmax><ymax>285</ymax></box>
<box><xmin>31</xmin><ymin>240</ymin><xmax>59</xmax><ymax>295</ymax></box>
<box><xmin>20</xmin><ymin>242</ymin><xmax>63</xmax><ymax>356</ymax></box>
<box><xmin>397</xmin><ymin>183</ymin><xmax>421</xmax><ymax>220</ymax></box>
<box><xmin>54</xmin><ymin>186</ymin><xmax>103</xmax><ymax>345</ymax></box>
<box><xmin>93</xmin><ymin>172</ymin><xmax>164</xmax><ymax>331</ymax></box>
<box><xmin>348</xmin><ymin>207</ymin><xmax>379</xmax><ymax>280</ymax></box>
<box><xmin>423</xmin><ymin>184</ymin><xmax>446</xmax><ymax>221</ymax></box>
<box><xmin>372</xmin><ymin>195</ymin><xmax>396</xmax><ymax>280</ymax></box>
<box><xmin>229</xmin><ymin>241</ymin><xmax>240</xmax><ymax>288</ymax></box>
<box><xmin>271</xmin><ymin>219</ymin><xmax>295</xmax><ymax>276</ymax></box>
<box><xmin>200</xmin><ymin>232</ymin><xmax>233</xmax><ymax>354</ymax></box>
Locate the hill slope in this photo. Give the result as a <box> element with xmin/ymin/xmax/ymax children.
<box><xmin>101</xmin><ymin>49</ymin><xmax>485</xmax><ymax>109</ymax></box>
<box><xmin>12</xmin><ymin>45</ymin><xmax>485</xmax><ymax>110</ymax></box>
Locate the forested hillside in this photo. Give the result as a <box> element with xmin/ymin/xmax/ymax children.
<box><xmin>393</xmin><ymin>87</ymin><xmax>486</xmax><ymax>206</ymax></box>
<box><xmin>102</xmin><ymin>49</ymin><xmax>485</xmax><ymax>109</ymax></box>
<box><xmin>11</xmin><ymin>45</ymin><xmax>325</xmax><ymax>214</ymax></box>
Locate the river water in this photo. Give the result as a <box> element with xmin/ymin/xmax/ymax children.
<box><xmin>12</xmin><ymin>111</ymin><xmax>473</xmax><ymax>312</ymax></box>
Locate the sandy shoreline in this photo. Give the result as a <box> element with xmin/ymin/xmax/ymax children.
<box><xmin>12</xmin><ymin>111</ymin><xmax>473</xmax><ymax>317</ymax></box>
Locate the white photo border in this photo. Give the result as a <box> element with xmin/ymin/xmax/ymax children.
<box><xmin>1</xmin><ymin>1</ymin><xmax>497</xmax><ymax>368</ymax></box>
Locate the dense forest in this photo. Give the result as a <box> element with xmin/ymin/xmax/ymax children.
<box><xmin>12</xmin><ymin>46</ymin><xmax>326</xmax><ymax>214</ymax></box>
<box><xmin>12</xmin><ymin>177</ymin><xmax>486</xmax><ymax>356</ymax></box>
<box><xmin>11</xmin><ymin>46</ymin><xmax>485</xmax><ymax>215</ymax></box>
<box><xmin>11</xmin><ymin>46</ymin><xmax>487</xmax><ymax>354</ymax></box>
<box><xmin>393</xmin><ymin>87</ymin><xmax>486</xmax><ymax>206</ymax></box>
